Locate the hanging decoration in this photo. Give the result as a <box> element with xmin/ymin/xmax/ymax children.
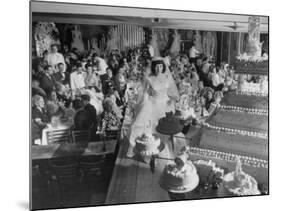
<box><xmin>169</xmin><ymin>29</ymin><xmax>181</xmax><ymax>57</ymax></box>
<box><xmin>70</xmin><ymin>25</ymin><xmax>85</xmax><ymax>53</ymax></box>
<box><xmin>202</xmin><ymin>31</ymin><xmax>216</xmax><ymax>59</ymax></box>
<box><xmin>34</xmin><ymin>22</ymin><xmax>61</xmax><ymax>57</ymax></box>
<box><xmin>90</xmin><ymin>37</ymin><xmax>101</xmax><ymax>55</ymax></box>
<box><xmin>106</xmin><ymin>26</ymin><xmax>119</xmax><ymax>53</ymax></box>
<box><xmin>192</xmin><ymin>30</ymin><xmax>203</xmax><ymax>53</ymax></box>
<box><xmin>149</xmin><ymin>33</ymin><xmax>160</xmax><ymax>57</ymax></box>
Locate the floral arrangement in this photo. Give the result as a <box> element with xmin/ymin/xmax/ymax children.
<box><xmin>189</xmin><ymin>147</ymin><xmax>268</xmax><ymax>169</ymax></box>
<box><xmin>202</xmin><ymin>122</ymin><xmax>268</xmax><ymax>139</ymax></box>
<box><xmin>219</xmin><ymin>105</ymin><xmax>268</xmax><ymax>116</ymax></box>
<box><xmin>236</xmin><ymin>52</ymin><xmax>268</xmax><ymax>62</ymax></box>
<box><xmin>34</xmin><ymin>22</ymin><xmax>61</xmax><ymax>57</ymax></box>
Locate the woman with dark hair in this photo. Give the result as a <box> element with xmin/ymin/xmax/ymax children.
<box><xmin>203</xmin><ymin>87</ymin><xmax>215</xmax><ymax>111</ymax></box>
<box><xmin>127</xmin><ymin>57</ymin><xmax>179</xmax><ymax>157</ymax></box>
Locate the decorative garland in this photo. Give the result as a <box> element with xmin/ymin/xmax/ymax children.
<box><xmin>202</xmin><ymin>122</ymin><xmax>268</xmax><ymax>139</ymax></box>
<box><xmin>219</xmin><ymin>105</ymin><xmax>268</xmax><ymax>116</ymax></box>
<box><xmin>190</xmin><ymin>147</ymin><xmax>268</xmax><ymax>169</ymax></box>
<box><xmin>236</xmin><ymin>91</ymin><xmax>268</xmax><ymax>97</ymax></box>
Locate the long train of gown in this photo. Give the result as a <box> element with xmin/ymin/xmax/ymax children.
<box><xmin>127</xmin><ymin>69</ymin><xmax>180</xmax><ymax>157</ymax></box>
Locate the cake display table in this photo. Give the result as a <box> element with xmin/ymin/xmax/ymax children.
<box><xmin>103</xmin><ymin>90</ymin><xmax>268</xmax><ymax>205</ymax></box>
<box><xmin>234</xmin><ymin>60</ymin><xmax>268</xmax><ymax>75</ymax></box>
<box><xmin>156</xmin><ymin>112</ymin><xmax>184</xmax><ymax>151</ymax></box>
<box><xmin>196</xmin><ymin>91</ymin><xmax>268</xmax><ymax>161</ymax></box>
<box><xmin>104</xmin><ymin>136</ymin><xmax>268</xmax><ymax>205</ymax></box>
<box><xmin>156</xmin><ymin>126</ymin><xmax>183</xmax><ymax>151</ymax></box>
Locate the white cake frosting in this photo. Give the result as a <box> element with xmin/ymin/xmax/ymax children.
<box><xmin>222</xmin><ymin>157</ymin><xmax>260</xmax><ymax>196</ymax></box>
<box><xmin>135</xmin><ymin>133</ymin><xmax>161</xmax><ymax>156</ymax></box>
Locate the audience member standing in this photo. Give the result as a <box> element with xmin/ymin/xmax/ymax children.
<box><xmin>70</xmin><ymin>63</ymin><xmax>85</xmax><ymax>97</ymax></box>
<box><xmin>189</xmin><ymin>43</ymin><xmax>200</xmax><ymax>64</ymax></box>
<box><xmin>46</xmin><ymin>44</ymin><xmax>66</xmax><ymax>73</ymax></box>
<box><xmin>81</xmin><ymin>94</ymin><xmax>98</xmax><ymax>139</ymax></box>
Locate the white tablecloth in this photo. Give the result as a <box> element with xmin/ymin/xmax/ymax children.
<box><xmin>40</xmin><ymin>120</ymin><xmax>73</xmax><ymax>145</ymax></box>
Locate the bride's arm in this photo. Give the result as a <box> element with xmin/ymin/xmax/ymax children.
<box><xmin>143</xmin><ymin>77</ymin><xmax>158</xmax><ymax>97</ymax></box>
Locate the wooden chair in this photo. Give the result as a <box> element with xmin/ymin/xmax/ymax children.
<box><xmin>104</xmin><ymin>129</ymin><xmax>120</xmax><ymax>141</ymax></box>
<box><xmin>46</xmin><ymin>129</ymin><xmax>71</xmax><ymax>144</ymax></box>
<box><xmin>32</xmin><ymin>164</ymin><xmax>42</xmax><ymax>194</ymax></box>
<box><xmin>49</xmin><ymin>159</ymin><xmax>80</xmax><ymax>201</ymax></box>
<box><xmin>79</xmin><ymin>156</ymin><xmax>106</xmax><ymax>184</ymax></box>
<box><xmin>71</xmin><ymin>130</ymin><xmax>91</xmax><ymax>143</ymax></box>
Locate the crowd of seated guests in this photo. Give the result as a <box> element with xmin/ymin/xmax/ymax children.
<box><xmin>168</xmin><ymin>53</ymin><xmax>239</xmax><ymax>125</ymax></box>
<box><xmin>32</xmin><ymin>41</ymin><xmax>240</xmax><ymax>145</ymax></box>
<box><xmin>31</xmin><ymin>43</ymin><xmax>146</xmax><ymax>145</ymax></box>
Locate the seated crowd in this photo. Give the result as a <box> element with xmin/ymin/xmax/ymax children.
<box><xmin>31</xmin><ymin>43</ymin><xmax>239</xmax><ymax>145</ymax></box>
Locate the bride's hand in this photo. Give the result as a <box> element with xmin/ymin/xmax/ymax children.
<box><xmin>168</xmin><ymin>95</ymin><xmax>179</xmax><ymax>102</ymax></box>
<box><xmin>167</xmin><ymin>99</ymin><xmax>173</xmax><ymax>106</ymax></box>
<box><xmin>148</xmin><ymin>87</ymin><xmax>158</xmax><ymax>97</ymax></box>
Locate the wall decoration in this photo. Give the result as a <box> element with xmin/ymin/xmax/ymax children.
<box><xmin>169</xmin><ymin>29</ymin><xmax>181</xmax><ymax>57</ymax></box>
<box><xmin>202</xmin><ymin>31</ymin><xmax>216</xmax><ymax>58</ymax></box>
<box><xmin>193</xmin><ymin>30</ymin><xmax>203</xmax><ymax>53</ymax></box>
<box><xmin>34</xmin><ymin>22</ymin><xmax>61</xmax><ymax>57</ymax></box>
<box><xmin>70</xmin><ymin>25</ymin><xmax>85</xmax><ymax>53</ymax></box>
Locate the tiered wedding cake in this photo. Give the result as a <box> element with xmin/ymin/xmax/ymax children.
<box><xmin>221</xmin><ymin>158</ymin><xmax>260</xmax><ymax>196</ymax></box>
<box><xmin>198</xmin><ymin>91</ymin><xmax>268</xmax><ymax>160</ymax></box>
<box><xmin>234</xmin><ymin>16</ymin><xmax>268</xmax><ymax>75</ymax></box>
<box><xmin>135</xmin><ymin>133</ymin><xmax>161</xmax><ymax>156</ymax></box>
<box><xmin>159</xmin><ymin>151</ymin><xmax>199</xmax><ymax>192</ymax></box>
<box><xmin>156</xmin><ymin>112</ymin><xmax>183</xmax><ymax>135</ymax></box>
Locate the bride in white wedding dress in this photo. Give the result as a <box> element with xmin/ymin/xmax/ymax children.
<box><xmin>127</xmin><ymin>58</ymin><xmax>179</xmax><ymax>157</ymax></box>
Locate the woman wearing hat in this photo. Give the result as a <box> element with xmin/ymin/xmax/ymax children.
<box><xmin>127</xmin><ymin>57</ymin><xmax>179</xmax><ymax>157</ymax></box>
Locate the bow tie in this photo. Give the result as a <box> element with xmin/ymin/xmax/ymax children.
<box><xmin>77</xmin><ymin>72</ymin><xmax>83</xmax><ymax>75</ymax></box>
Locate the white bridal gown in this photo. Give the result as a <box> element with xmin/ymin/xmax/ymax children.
<box><xmin>127</xmin><ymin>68</ymin><xmax>179</xmax><ymax>157</ymax></box>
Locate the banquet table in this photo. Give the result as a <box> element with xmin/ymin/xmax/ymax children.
<box><xmin>32</xmin><ymin>140</ymin><xmax>117</xmax><ymax>160</ymax></box>
<box><xmin>104</xmin><ymin>133</ymin><xmax>268</xmax><ymax>204</ymax></box>
<box><xmin>103</xmin><ymin>102</ymin><xmax>268</xmax><ymax>204</ymax></box>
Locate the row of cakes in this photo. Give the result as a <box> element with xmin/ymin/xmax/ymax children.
<box><xmin>132</xmin><ymin>131</ymin><xmax>267</xmax><ymax>196</ymax></box>
<box><xmin>159</xmin><ymin>146</ymin><xmax>265</xmax><ymax>196</ymax></box>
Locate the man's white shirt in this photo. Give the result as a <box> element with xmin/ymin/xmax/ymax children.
<box><xmin>96</xmin><ymin>57</ymin><xmax>108</xmax><ymax>75</ymax></box>
<box><xmin>46</xmin><ymin>52</ymin><xmax>66</xmax><ymax>72</ymax></box>
<box><xmin>70</xmin><ymin>71</ymin><xmax>85</xmax><ymax>91</ymax></box>
<box><xmin>189</xmin><ymin>47</ymin><xmax>199</xmax><ymax>58</ymax></box>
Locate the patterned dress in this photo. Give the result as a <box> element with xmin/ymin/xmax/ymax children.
<box><xmin>101</xmin><ymin>111</ymin><xmax>122</xmax><ymax>131</ymax></box>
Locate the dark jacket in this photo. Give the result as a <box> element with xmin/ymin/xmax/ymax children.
<box><xmin>101</xmin><ymin>74</ymin><xmax>115</xmax><ymax>95</ymax></box>
<box><xmin>40</xmin><ymin>74</ymin><xmax>56</xmax><ymax>94</ymax></box>
<box><xmin>84</xmin><ymin>103</ymin><xmax>98</xmax><ymax>133</ymax></box>
<box><xmin>74</xmin><ymin>109</ymin><xmax>93</xmax><ymax>130</ymax></box>
<box><xmin>53</xmin><ymin>72</ymin><xmax>70</xmax><ymax>85</ymax></box>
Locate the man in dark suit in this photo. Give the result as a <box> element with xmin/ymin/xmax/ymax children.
<box><xmin>73</xmin><ymin>99</ymin><xmax>93</xmax><ymax>131</ymax></box>
<box><xmin>52</xmin><ymin>63</ymin><xmax>70</xmax><ymax>85</ymax></box>
<box><xmin>81</xmin><ymin>94</ymin><xmax>98</xmax><ymax>139</ymax></box>
<box><xmin>101</xmin><ymin>67</ymin><xmax>115</xmax><ymax>95</ymax></box>
<box><xmin>39</xmin><ymin>65</ymin><xmax>56</xmax><ymax>94</ymax></box>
